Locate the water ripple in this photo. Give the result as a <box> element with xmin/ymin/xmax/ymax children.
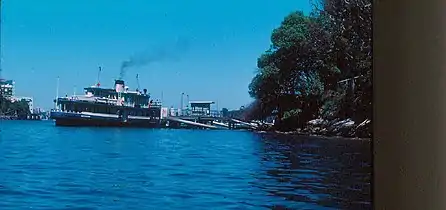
<box><xmin>0</xmin><ymin>121</ymin><xmax>371</xmax><ymax>209</ymax></box>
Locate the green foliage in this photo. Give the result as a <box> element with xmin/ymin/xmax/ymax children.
<box><xmin>271</xmin><ymin>11</ymin><xmax>311</xmax><ymax>49</ymax></box>
<box><xmin>0</xmin><ymin>95</ymin><xmax>31</xmax><ymax>118</ymax></box>
<box><xmin>282</xmin><ymin>109</ymin><xmax>302</xmax><ymax>121</ymax></box>
<box><xmin>319</xmin><ymin>89</ymin><xmax>346</xmax><ymax>120</ymax></box>
<box><xmin>248</xmin><ymin>0</ymin><xmax>372</xmax><ymax>133</ymax></box>
<box><xmin>243</xmin><ymin>99</ymin><xmax>272</xmax><ymax>121</ymax></box>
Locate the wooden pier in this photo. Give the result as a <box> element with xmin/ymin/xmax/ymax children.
<box><xmin>162</xmin><ymin>115</ymin><xmax>258</xmax><ymax>130</ymax></box>
<box><xmin>161</xmin><ymin>101</ymin><xmax>258</xmax><ymax>130</ymax></box>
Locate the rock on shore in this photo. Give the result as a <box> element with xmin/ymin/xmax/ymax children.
<box><xmin>305</xmin><ymin>118</ymin><xmax>371</xmax><ymax>138</ymax></box>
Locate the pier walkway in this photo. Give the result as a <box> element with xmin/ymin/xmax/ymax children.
<box><xmin>161</xmin><ymin>101</ymin><xmax>261</xmax><ymax>130</ymax></box>
<box><xmin>165</xmin><ymin>116</ymin><xmax>218</xmax><ymax>129</ymax></box>
<box><xmin>163</xmin><ymin>115</ymin><xmax>258</xmax><ymax>130</ymax></box>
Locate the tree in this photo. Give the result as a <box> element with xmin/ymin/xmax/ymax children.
<box><xmin>0</xmin><ymin>96</ymin><xmax>31</xmax><ymax>118</ymax></box>
<box><xmin>0</xmin><ymin>95</ymin><xmax>11</xmax><ymax>114</ymax></box>
<box><xmin>249</xmin><ymin>11</ymin><xmax>327</xmax><ymax>129</ymax></box>
<box><xmin>320</xmin><ymin>0</ymin><xmax>372</xmax><ymax>122</ymax></box>
<box><xmin>248</xmin><ymin>0</ymin><xmax>372</xmax><ymax>135</ymax></box>
<box><xmin>12</xmin><ymin>99</ymin><xmax>31</xmax><ymax>118</ymax></box>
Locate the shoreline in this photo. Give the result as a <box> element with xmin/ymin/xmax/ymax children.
<box><xmin>253</xmin><ymin>118</ymin><xmax>372</xmax><ymax>141</ymax></box>
<box><xmin>1</xmin><ymin>117</ymin><xmax>371</xmax><ymax>141</ymax></box>
<box><xmin>0</xmin><ymin>116</ymin><xmax>18</xmax><ymax>120</ymax></box>
<box><xmin>0</xmin><ymin>117</ymin><xmax>43</xmax><ymax>121</ymax></box>
<box><xmin>254</xmin><ymin>130</ymin><xmax>371</xmax><ymax>141</ymax></box>
<box><xmin>273</xmin><ymin>130</ymin><xmax>371</xmax><ymax>141</ymax></box>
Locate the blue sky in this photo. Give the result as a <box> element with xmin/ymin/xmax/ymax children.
<box><xmin>2</xmin><ymin>0</ymin><xmax>311</xmax><ymax>110</ymax></box>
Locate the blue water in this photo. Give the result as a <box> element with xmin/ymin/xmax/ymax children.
<box><xmin>0</xmin><ymin>121</ymin><xmax>371</xmax><ymax>210</ymax></box>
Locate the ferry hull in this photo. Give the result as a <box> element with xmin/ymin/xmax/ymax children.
<box><xmin>50</xmin><ymin>111</ymin><xmax>162</xmax><ymax>128</ymax></box>
<box><xmin>54</xmin><ymin>118</ymin><xmax>161</xmax><ymax>128</ymax></box>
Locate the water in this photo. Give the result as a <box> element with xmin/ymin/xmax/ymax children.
<box><xmin>0</xmin><ymin>121</ymin><xmax>371</xmax><ymax>209</ymax></box>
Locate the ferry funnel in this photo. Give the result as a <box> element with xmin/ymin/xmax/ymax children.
<box><xmin>115</xmin><ymin>79</ymin><xmax>125</xmax><ymax>93</ymax></box>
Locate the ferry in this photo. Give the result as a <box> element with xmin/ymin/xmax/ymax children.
<box><xmin>50</xmin><ymin>79</ymin><xmax>164</xmax><ymax>127</ymax></box>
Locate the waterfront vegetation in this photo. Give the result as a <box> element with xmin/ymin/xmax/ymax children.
<box><xmin>242</xmin><ymin>0</ymin><xmax>371</xmax><ymax>138</ymax></box>
<box><xmin>0</xmin><ymin>0</ymin><xmax>371</xmax><ymax>138</ymax></box>
<box><xmin>0</xmin><ymin>95</ymin><xmax>31</xmax><ymax>119</ymax></box>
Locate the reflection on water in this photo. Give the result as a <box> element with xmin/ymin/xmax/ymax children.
<box><xmin>255</xmin><ymin>134</ymin><xmax>371</xmax><ymax>209</ymax></box>
<box><xmin>0</xmin><ymin>121</ymin><xmax>371</xmax><ymax>209</ymax></box>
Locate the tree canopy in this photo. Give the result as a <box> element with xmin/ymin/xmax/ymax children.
<box><xmin>247</xmin><ymin>0</ymin><xmax>372</xmax><ymax>134</ymax></box>
<box><xmin>0</xmin><ymin>96</ymin><xmax>31</xmax><ymax>118</ymax></box>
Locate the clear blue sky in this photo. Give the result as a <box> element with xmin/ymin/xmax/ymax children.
<box><xmin>1</xmin><ymin>0</ymin><xmax>311</xmax><ymax>110</ymax></box>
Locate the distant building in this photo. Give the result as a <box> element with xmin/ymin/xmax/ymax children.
<box><xmin>189</xmin><ymin>101</ymin><xmax>215</xmax><ymax>116</ymax></box>
<box><xmin>33</xmin><ymin>107</ymin><xmax>42</xmax><ymax>114</ymax></box>
<box><xmin>0</xmin><ymin>79</ymin><xmax>14</xmax><ymax>97</ymax></box>
<box><xmin>0</xmin><ymin>79</ymin><xmax>36</xmax><ymax>116</ymax></box>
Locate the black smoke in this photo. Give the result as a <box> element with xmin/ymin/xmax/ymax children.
<box><xmin>119</xmin><ymin>37</ymin><xmax>190</xmax><ymax>79</ymax></box>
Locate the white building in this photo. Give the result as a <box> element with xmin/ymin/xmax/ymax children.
<box><xmin>0</xmin><ymin>79</ymin><xmax>14</xmax><ymax>97</ymax></box>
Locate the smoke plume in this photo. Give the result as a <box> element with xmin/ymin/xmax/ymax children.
<box><xmin>119</xmin><ymin>38</ymin><xmax>190</xmax><ymax>79</ymax></box>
